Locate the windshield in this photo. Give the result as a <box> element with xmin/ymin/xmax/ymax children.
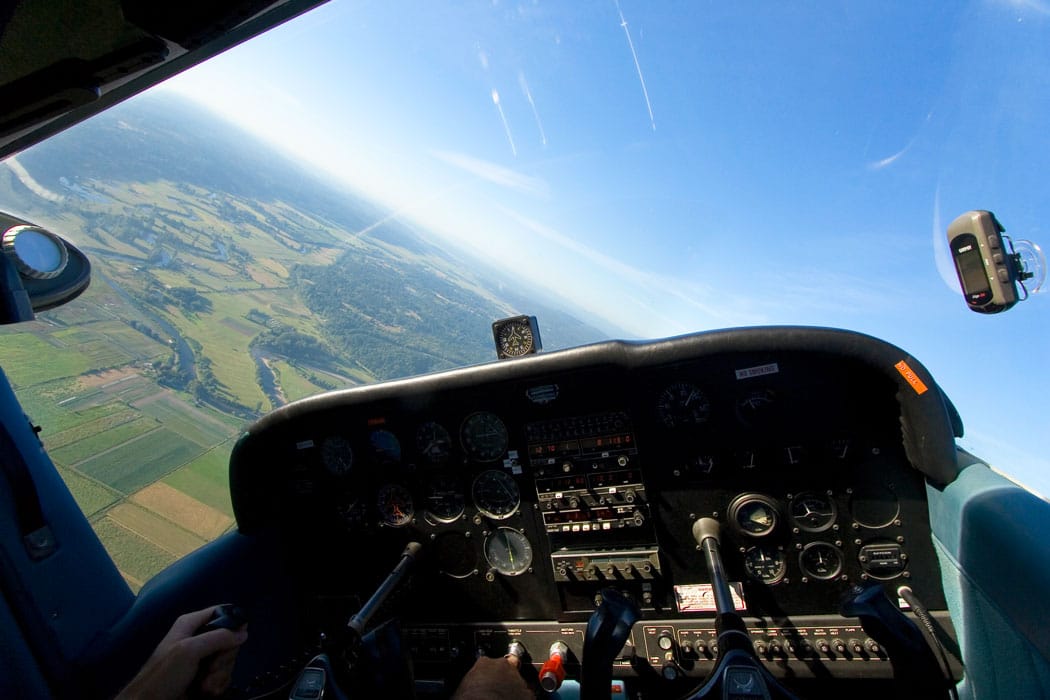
<box><xmin>0</xmin><ymin>1</ymin><xmax>1046</xmax><ymax>589</ymax></box>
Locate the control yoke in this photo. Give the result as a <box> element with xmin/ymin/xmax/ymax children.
<box><xmin>684</xmin><ymin>518</ymin><xmax>799</xmax><ymax>700</ymax></box>
<box><xmin>289</xmin><ymin>542</ymin><xmax>423</xmax><ymax>700</ymax></box>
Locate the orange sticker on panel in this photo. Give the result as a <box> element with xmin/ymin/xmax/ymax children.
<box><xmin>894</xmin><ymin>360</ymin><xmax>928</xmax><ymax>395</ymax></box>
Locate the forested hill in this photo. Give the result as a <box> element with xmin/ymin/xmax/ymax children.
<box><xmin>8</xmin><ymin>92</ymin><xmax>613</xmax><ymax>385</ymax></box>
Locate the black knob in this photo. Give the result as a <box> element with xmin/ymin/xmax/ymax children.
<box><xmin>661</xmin><ymin>663</ymin><xmax>680</xmax><ymax>681</ymax></box>
<box><xmin>865</xmin><ymin>639</ymin><xmax>882</xmax><ymax>654</ymax></box>
<box><xmin>833</xmin><ymin>639</ymin><xmax>847</xmax><ymax>655</ymax></box>
<box><xmin>754</xmin><ymin>641</ymin><xmax>768</xmax><ymax>655</ymax></box>
<box><xmin>850</xmin><ymin>640</ymin><xmax>864</xmax><ymax>655</ymax></box>
<box><xmin>817</xmin><ymin>640</ymin><xmax>831</xmax><ymax>654</ymax></box>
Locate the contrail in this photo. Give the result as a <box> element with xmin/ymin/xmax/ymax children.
<box><xmin>518</xmin><ymin>71</ymin><xmax>548</xmax><ymax>147</ymax></box>
<box><xmin>614</xmin><ymin>0</ymin><xmax>656</xmax><ymax>131</ymax></box>
<box><xmin>491</xmin><ymin>89</ymin><xmax>518</xmax><ymax>156</ymax></box>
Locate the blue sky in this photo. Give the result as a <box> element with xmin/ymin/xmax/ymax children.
<box><xmin>161</xmin><ymin>0</ymin><xmax>1050</xmax><ymax>493</ymax></box>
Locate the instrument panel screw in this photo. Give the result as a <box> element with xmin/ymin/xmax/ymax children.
<box><xmin>429</xmin><ymin>533</ymin><xmax>437</xmax><ymax>540</ymax></box>
<box><xmin>902</xmin><ymin>571</ymin><xmax>911</xmax><ymax>578</ymax></box>
<box><xmin>832</xmin><ymin>524</ymin><xmax>840</xmax><ymax>531</ymax></box>
<box><xmin>786</xmin><ymin>493</ymin><xmax>794</xmax><ymax>500</ymax></box>
<box><xmin>896</xmin><ymin>536</ymin><xmax>905</xmax><ymax>544</ymax></box>
<box><xmin>871</xmin><ymin>448</ymin><xmax>880</xmax><ymax>455</ymax></box>
<box><xmin>795</xmin><ymin>543</ymin><xmax>803</xmax><ymax>550</ymax></box>
<box><xmin>826</xmin><ymin>490</ymin><xmax>834</xmax><ymax>496</ymax></box>
<box><xmin>860</xmin><ymin>574</ymin><xmax>869</xmax><ymax>580</ymax></box>
<box><xmin>801</xmin><ymin>576</ymin><xmax>809</xmax><ymax>583</ymax></box>
<box><xmin>834</xmin><ymin>540</ymin><xmax>842</xmax><ymax>547</ymax></box>
<box><xmin>852</xmin><ymin>523</ymin><xmax>860</xmax><ymax>530</ymax></box>
<box><xmin>845</xmin><ymin>488</ymin><xmax>853</xmax><ymax>495</ymax></box>
<box><xmin>792</xmin><ymin>527</ymin><xmax>800</xmax><ymax>535</ymax></box>
<box><xmin>464</xmin><ymin>531</ymin><xmax>471</xmax><ymax>538</ymax></box>
<box><xmin>900</xmin><ymin>554</ymin><xmax>908</xmax><ymax>561</ymax></box>
<box><xmin>840</xmin><ymin>575</ymin><xmax>849</xmax><ymax>581</ymax></box>
<box><xmin>854</xmin><ymin>539</ymin><xmax>862</xmax><ymax>546</ymax></box>
<box><xmin>739</xmin><ymin>547</ymin><xmax>746</xmax><ymax>554</ymax></box>
<box><xmin>894</xmin><ymin>519</ymin><xmax>902</xmax><ymax>527</ymax></box>
<box><xmin>859</xmin><ymin>555</ymin><xmax>868</xmax><ymax>563</ymax></box>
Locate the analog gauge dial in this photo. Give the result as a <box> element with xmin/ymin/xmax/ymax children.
<box><xmin>799</xmin><ymin>542</ymin><xmax>844</xmax><ymax>580</ymax></box>
<box><xmin>790</xmin><ymin>493</ymin><xmax>838</xmax><ymax>532</ymax></box>
<box><xmin>460</xmin><ymin>412</ymin><xmax>509</xmax><ymax>462</ymax></box>
<box><xmin>369</xmin><ymin>429</ymin><xmax>402</xmax><ymax>464</ymax></box>
<box><xmin>376</xmin><ymin>483</ymin><xmax>414</xmax><ymax>527</ymax></box>
<box><xmin>416</xmin><ymin>421</ymin><xmax>452</xmax><ymax>463</ymax></box>
<box><xmin>728</xmin><ymin>494</ymin><xmax>780</xmax><ymax>537</ymax></box>
<box><xmin>497</xmin><ymin>320</ymin><xmax>536</xmax><ymax>357</ymax></box>
<box><xmin>320</xmin><ymin>436</ymin><xmax>354</xmax><ymax>476</ymax></box>
<box><xmin>472</xmin><ymin>469</ymin><xmax>520</xmax><ymax>520</ymax></box>
<box><xmin>736</xmin><ymin>388</ymin><xmax>777</xmax><ymax>427</ymax></box>
<box><xmin>424</xmin><ymin>474</ymin><xmax>465</xmax><ymax>523</ymax></box>
<box><xmin>744</xmin><ymin>546</ymin><xmax>787</xmax><ymax>584</ymax></box>
<box><xmin>484</xmin><ymin>527</ymin><xmax>533</xmax><ymax>576</ymax></box>
<box><xmin>656</xmin><ymin>382</ymin><xmax>711</xmax><ymax>428</ymax></box>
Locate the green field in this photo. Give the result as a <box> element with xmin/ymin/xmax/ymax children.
<box><xmin>76</xmin><ymin>428</ymin><xmax>205</xmax><ymax>494</ymax></box>
<box><xmin>0</xmin><ymin>332</ymin><xmax>96</xmax><ymax>386</ymax></box>
<box><xmin>163</xmin><ymin>445</ymin><xmax>235</xmax><ymax>516</ymax></box>
<box><xmin>92</xmin><ymin>517</ymin><xmax>175</xmax><ymax>590</ymax></box>
<box><xmin>56</xmin><ymin>465</ymin><xmax>121</xmax><ymax>517</ymax></box>
<box><xmin>44</xmin><ymin>405</ymin><xmax>141</xmax><ymax>450</ymax></box>
<box><xmin>49</xmin><ymin>416</ymin><xmax>160</xmax><ymax>467</ymax></box>
<box><xmin>108</xmin><ymin>502</ymin><xmax>207</xmax><ymax>558</ymax></box>
<box><xmin>136</xmin><ymin>396</ymin><xmax>235</xmax><ymax>447</ymax></box>
<box><xmin>273</xmin><ymin>360</ymin><xmax>326</xmax><ymax>402</ymax></box>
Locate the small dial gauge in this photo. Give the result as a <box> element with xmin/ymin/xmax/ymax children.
<box><xmin>416</xmin><ymin>421</ymin><xmax>452</xmax><ymax>463</ymax></box>
<box><xmin>472</xmin><ymin>469</ymin><xmax>520</xmax><ymax>520</ymax></box>
<box><xmin>799</xmin><ymin>542</ymin><xmax>844</xmax><ymax>580</ymax></box>
<box><xmin>744</xmin><ymin>546</ymin><xmax>787</xmax><ymax>584</ymax></box>
<box><xmin>656</xmin><ymin>382</ymin><xmax>711</xmax><ymax>428</ymax></box>
<box><xmin>484</xmin><ymin>527</ymin><xmax>533</xmax><ymax>576</ymax></box>
<box><xmin>376</xmin><ymin>483</ymin><xmax>414</xmax><ymax>527</ymax></box>
<box><xmin>424</xmin><ymin>475</ymin><xmax>465</xmax><ymax>523</ymax></box>
<box><xmin>497</xmin><ymin>320</ymin><xmax>536</xmax><ymax>357</ymax></box>
<box><xmin>460</xmin><ymin>412</ymin><xmax>509</xmax><ymax>463</ymax></box>
<box><xmin>369</xmin><ymin>429</ymin><xmax>402</xmax><ymax>464</ymax></box>
<box><xmin>790</xmin><ymin>493</ymin><xmax>838</xmax><ymax>532</ymax></box>
<box><xmin>736</xmin><ymin>388</ymin><xmax>777</xmax><ymax>427</ymax></box>
<box><xmin>728</xmin><ymin>494</ymin><xmax>780</xmax><ymax>537</ymax></box>
<box><xmin>320</xmin><ymin>436</ymin><xmax>354</xmax><ymax>476</ymax></box>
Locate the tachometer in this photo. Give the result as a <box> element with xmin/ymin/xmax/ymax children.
<box><xmin>472</xmin><ymin>469</ymin><xmax>520</xmax><ymax>520</ymax></box>
<box><xmin>484</xmin><ymin>527</ymin><xmax>533</xmax><ymax>576</ymax></box>
<box><xmin>376</xmin><ymin>483</ymin><xmax>414</xmax><ymax>527</ymax></box>
<box><xmin>790</xmin><ymin>493</ymin><xmax>837</xmax><ymax>532</ymax></box>
<box><xmin>799</xmin><ymin>542</ymin><xmax>843</xmax><ymax>580</ymax></box>
<box><xmin>744</xmin><ymin>546</ymin><xmax>787</xmax><ymax>584</ymax></box>
<box><xmin>728</xmin><ymin>494</ymin><xmax>780</xmax><ymax>537</ymax></box>
<box><xmin>656</xmin><ymin>382</ymin><xmax>711</xmax><ymax>428</ymax></box>
<box><xmin>416</xmin><ymin>421</ymin><xmax>452</xmax><ymax>463</ymax></box>
<box><xmin>460</xmin><ymin>412</ymin><xmax>509</xmax><ymax>462</ymax></box>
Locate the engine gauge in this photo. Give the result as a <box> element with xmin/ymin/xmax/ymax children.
<box><xmin>472</xmin><ymin>469</ymin><xmax>520</xmax><ymax>520</ymax></box>
<box><xmin>320</xmin><ymin>436</ymin><xmax>354</xmax><ymax>476</ymax></box>
<box><xmin>656</xmin><ymin>382</ymin><xmax>711</xmax><ymax>428</ymax></box>
<box><xmin>728</xmin><ymin>494</ymin><xmax>780</xmax><ymax>537</ymax></box>
<box><xmin>484</xmin><ymin>527</ymin><xmax>533</xmax><ymax>576</ymax></box>
<box><xmin>369</xmin><ymin>429</ymin><xmax>402</xmax><ymax>464</ymax></box>
<box><xmin>744</xmin><ymin>546</ymin><xmax>787</xmax><ymax>584</ymax></box>
<box><xmin>376</xmin><ymin>483</ymin><xmax>414</xmax><ymax>527</ymax></box>
<box><xmin>424</xmin><ymin>474</ymin><xmax>465</xmax><ymax>523</ymax></box>
<box><xmin>416</xmin><ymin>421</ymin><xmax>452</xmax><ymax>463</ymax></box>
<box><xmin>736</xmin><ymin>388</ymin><xmax>777</xmax><ymax>427</ymax></box>
<box><xmin>790</xmin><ymin>493</ymin><xmax>838</xmax><ymax>532</ymax></box>
<box><xmin>460</xmin><ymin>412</ymin><xmax>509</xmax><ymax>462</ymax></box>
<box><xmin>799</xmin><ymin>542</ymin><xmax>843</xmax><ymax>580</ymax></box>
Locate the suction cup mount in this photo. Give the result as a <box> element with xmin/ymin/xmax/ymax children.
<box><xmin>1009</xmin><ymin>238</ymin><xmax>1046</xmax><ymax>296</ymax></box>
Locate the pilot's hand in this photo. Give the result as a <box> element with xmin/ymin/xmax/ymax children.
<box><xmin>115</xmin><ymin>605</ymin><xmax>248</xmax><ymax>700</ymax></box>
<box><xmin>452</xmin><ymin>654</ymin><xmax>534</xmax><ymax>700</ymax></box>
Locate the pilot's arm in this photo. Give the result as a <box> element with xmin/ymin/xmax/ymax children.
<box><xmin>452</xmin><ymin>654</ymin><xmax>535</xmax><ymax>700</ymax></box>
<box><xmin>115</xmin><ymin>605</ymin><xmax>248</xmax><ymax>700</ymax></box>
